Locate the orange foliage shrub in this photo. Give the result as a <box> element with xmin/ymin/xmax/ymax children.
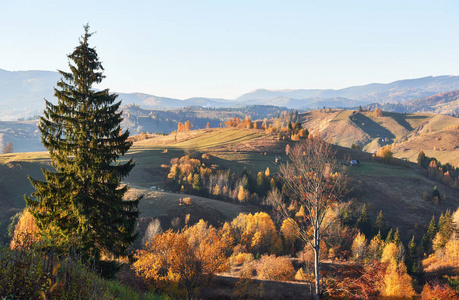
<box><xmin>290</xmin><ymin>134</ymin><xmax>300</xmax><ymax>141</ymax></box>
<box><xmin>181</xmin><ymin>197</ymin><xmax>192</xmax><ymax>205</ymax></box>
<box><xmin>423</xmin><ymin>232</ymin><xmax>459</xmax><ymax>272</ymax></box>
<box><xmin>373</xmin><ymin>108</ymin><xmax>383</xmax><ymax>117</ymax></box>
<box><xmin>376</xmin><ymin>145</ymin><xmax>393</xmax><ymax>161</ymax></box>
<box><xmin>322</xmin><ymin>260</ymin><xmax>386</xmax><ymax>299</ymax></box>
<box><xmin>133</xmin><ymin>220</ymin><xmax>228</xmax><ymax>299</ymax></box>
<box><xmin>421</xmin><ymin>282</ymin><xmax>459</xmax><ymax>299</ymax></box>
<box><xmin>233</xmin><ymin>261</ymin><xmax>264</xmax><ymax>300</ymax></box>
<box><xmin>294</xmin><ymin>268</ymin><xmax>309</xmax><ymax>282</ymax></box>
<box><xmin>255</xmin><ymin>255</ymin><xmax>295</xmax><ymax>281</ymax></box>
<box><xmin>10</xmin><ymin>209</ymin><xmax>40</xmax><ymax>250</ymax></box>
<box><xmin>229</xmin><ymin>252</ymin><xmax>254</xmax><ymax>268</ymax></box>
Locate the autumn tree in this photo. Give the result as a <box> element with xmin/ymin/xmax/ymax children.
<box><xmin>351</xmin><ymin>232</ymin><xmax>367</xmax><ymax>261</ymax></box>
<box><xmin>381</xmin><ymin>258</ymin><xmax>416</xmax><ymax>298</ymax></box>
<box><xmin>373</xmin><ymin>108</ymin><xmax>383</xmax><ymax>117</ymax></box>
<box><xmin>10</xmin><ymin>209</ymin><xmax>40</xmax><ymax>250</ymax></box>
<box><xmin>272</xmin><ymin>137</ymin><xmax>348</xmax><ymax>299</ymax></box>
<box><xmin>230</xmin><ymin>212</ymin><xmax>282</xmax><ymax>255</ymax></box>
<box><xmin>379</xmin><ymin>241</ymin><xmax>416</xmax><ymax>297</ymax></box>
<box><xmin>133</xmin><ymin>220</ymin><xmax>228</xmax><ymax>299</ymax></box>
<box><xmin>25</xmin><ymin>25</ymin><xmax>139</xmax><ymax>275</ymax></box>
<box><xmin>177</xmin><ymin>121</ymin><xmax>184</xmax><ymax>132</ymax></box>
<box><xmin>376</xmin><ymin>145</ymin><xmax>393</xmax><ymax>161</ymax></box>
<box><xmin>2</xmin><ymin>141</ymin><xmax>13</xmax><ymax>154</ymax></box>
<box><xmin>185</xmin><ymin>120</ymin><xmax>191</xmax><ymax>132</ymax></box>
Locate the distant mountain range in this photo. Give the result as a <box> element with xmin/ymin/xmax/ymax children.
<box><xmin>2</xmin><ymin>68</ymin><xmax>459</xmax><ymax>120</ymax></box>
<box><xmin>366</xmin><ymin>90</ymin><xmax>459</xmax><ymax>115</ymax></box>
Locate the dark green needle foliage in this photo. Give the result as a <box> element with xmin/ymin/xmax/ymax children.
<box><xmin>25</xmin><ymin>25</ymin><xmax>139</xmax><ymax>276</ymax></box>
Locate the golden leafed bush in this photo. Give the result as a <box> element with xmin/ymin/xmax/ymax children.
<box><xmin>133</xmin><ymin>220</ymin><xmax>228</xmax><ymax>298</ymax></box>
<box><xmin>229</xmin><ymin>252</ymin><xmax>254</xmax><ymax>268</ymax></box>
<box><xmin>182</xmin><ymin>197</ymin><xmax>192</xmax><ymax>205</ymax></box>
<box><xmin>10</xmin><ymin>209</ymin><xmax>40</xmax><ymax>250</ymax></box>
<box><xmin>421</xmin><ymin>282</ymin><xmax>459</xmax><ymax>299</ymax></box>
<box><xmin>294</xmin><ymin>268</ymin><xmax>311</xmax><ymax>282</ymax></box>
<box><xmin>373</xmin><ymin>108</ymin><xmax>383</xmax><ymax>117</ymax></box>
<box><xmin>255</xmin><ymin>255</ymin><xmax>295</xmax><ymax>281</ymax></box>
<box><xmin>376</xmin><ymin>145</ymin><xmax>393</xmax><ymax>160</ymax></box>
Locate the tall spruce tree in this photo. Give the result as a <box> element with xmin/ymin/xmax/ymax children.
<box><xmin>25</xmin><ymin>25</ymin><xmax>139</xmax><ymax>272</ymax></box>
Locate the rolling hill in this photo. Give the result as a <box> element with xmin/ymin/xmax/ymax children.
<box><xmin>1</xmin><ymin>127</ymin><xmax>459</xmax><ymax>242</ymax></box>
<box><xmin>300</xmin><ymin>109</ymin><xmax>459</xmax><ymax>166</ymax></box>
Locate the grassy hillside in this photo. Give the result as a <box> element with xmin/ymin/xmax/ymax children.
<box><xmin>301</xmin><ymin>109</ymin><xmax>459</xmax><ymax>165</ymax></box>
<box><xmin>348</xmin><ymin>160</ymin><xmax>459</xmax><ymax>236</ymax></box>
<box><xmin>1</xmin><ymin>127</ymin><xmax>458</xmax><ymax>242</ymax></box>
<box><xmin>392</xmin><ymin>127</ymin><xmax>459</xmax><ymax>166</ymax></box>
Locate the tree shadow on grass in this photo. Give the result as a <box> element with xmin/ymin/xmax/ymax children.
<box><xmin>350</xmin><ymin>113</ymin><xmax>395</xmax><ymax>141</ymax></box>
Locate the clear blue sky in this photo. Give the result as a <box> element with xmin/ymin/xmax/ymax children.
<box><xmin>1</xmin><ymin>0</ymin><xmax>459</xmax><ymax>99</ymax></box>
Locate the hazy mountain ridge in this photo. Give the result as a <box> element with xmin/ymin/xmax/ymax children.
<box><xmin>0</xmin><ymin>69</ymin><xmax>60</xmax><ymax>120</ymax></box>
<box><xmin>2</xmin><ymin>68</ymin><xmax>459</xmax><ymax>120</ymax></box>
<box><xmin>365</xmin><ymin>89</ymin><xmax>459</xmax><ymax>115</ymax></box>
<box><xmin>237</xmin><ymin>76</ymin><xmax>459</xmax><ymax>103</ymax></box>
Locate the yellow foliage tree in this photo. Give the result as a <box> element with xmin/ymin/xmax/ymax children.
<box><xmin>177</xmin><ymin>121</ymin><xmax>184</xmax><ymax>133</ymax></box>
<box><xmin>237</xmin><ymin>185</ymin><xmax>249</xmax><ymax>202</ymax></box>
<box><xmin>381</xmin><ymin>242</ymin><xmax>401</xmax><ymax>264</ymax></box>
<box><xmin>230</xmin><ymin>212</ymin><xmax>282</xmax><ymax>254</ymax></box>
<box><xmin>184</xmin><ymin>120</ymin><xmax>191</xmax><ymax>132</ymax></box>
<box><xmin>376</xmin><ymin>145</ymin><xmax>393</xmax><ymax>161</ymax></box>
<box><xmin>280</xmin><ymin>218</ymin><xmax>299</xmax><ymax>246</ymax></box>
<box><xmin>351</xmin><ymin>232</ymin><xmax>367</xmax><ymax>261</ymax></box>
<box><xmin>212</xmin><ymin>184</ymin><xmax>221</xmax><ymax>196</ymax></box>
<box><xmin>10</xmin><ymin>209</ymin><xmax>40</xmax><ymax>250</ymax></box>
<box><xmin>133</xmin><ymin>220</ymin><xmax>228</xmax><ymax>299</ymax></box>
<box><xmin>381</xmin><ymin>258</ymin><xmax>416</xmax><ymax>298</ymax></box>
<box><xmin>368</xmin><ymin>233</ymin><xmax>384</xmax><ymax>259</ymax></box>
<box><xmin>184</xmin><ymin>220</ymin><xmax>229</xmax><ymax>275</ymax></box>
<box><xmin>373</xmin><ymin>108</ymin><xmax>383</xmax><ymax>117</ymax></box>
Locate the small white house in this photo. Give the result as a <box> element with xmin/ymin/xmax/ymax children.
<box><xmin>350</xmin><ymin>160</ymin><xmax>360</xmax><ymax>166</ymax></box>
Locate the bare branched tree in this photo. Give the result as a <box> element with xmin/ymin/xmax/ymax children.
<box><xmin>2</xmin><ymin>142</ymin><xmax>13</xmax><ymax>154</ymax></box>
<box><xmin>271</xmin><ymin>137</ymin><xmax>349</xmax><ymax>299</ymax></box>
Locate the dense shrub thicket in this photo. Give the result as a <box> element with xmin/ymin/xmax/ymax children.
<box><xmin>0</xmin><ymin>246</ymin><xmax>163</xmax><ymax>299</ymax></box>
